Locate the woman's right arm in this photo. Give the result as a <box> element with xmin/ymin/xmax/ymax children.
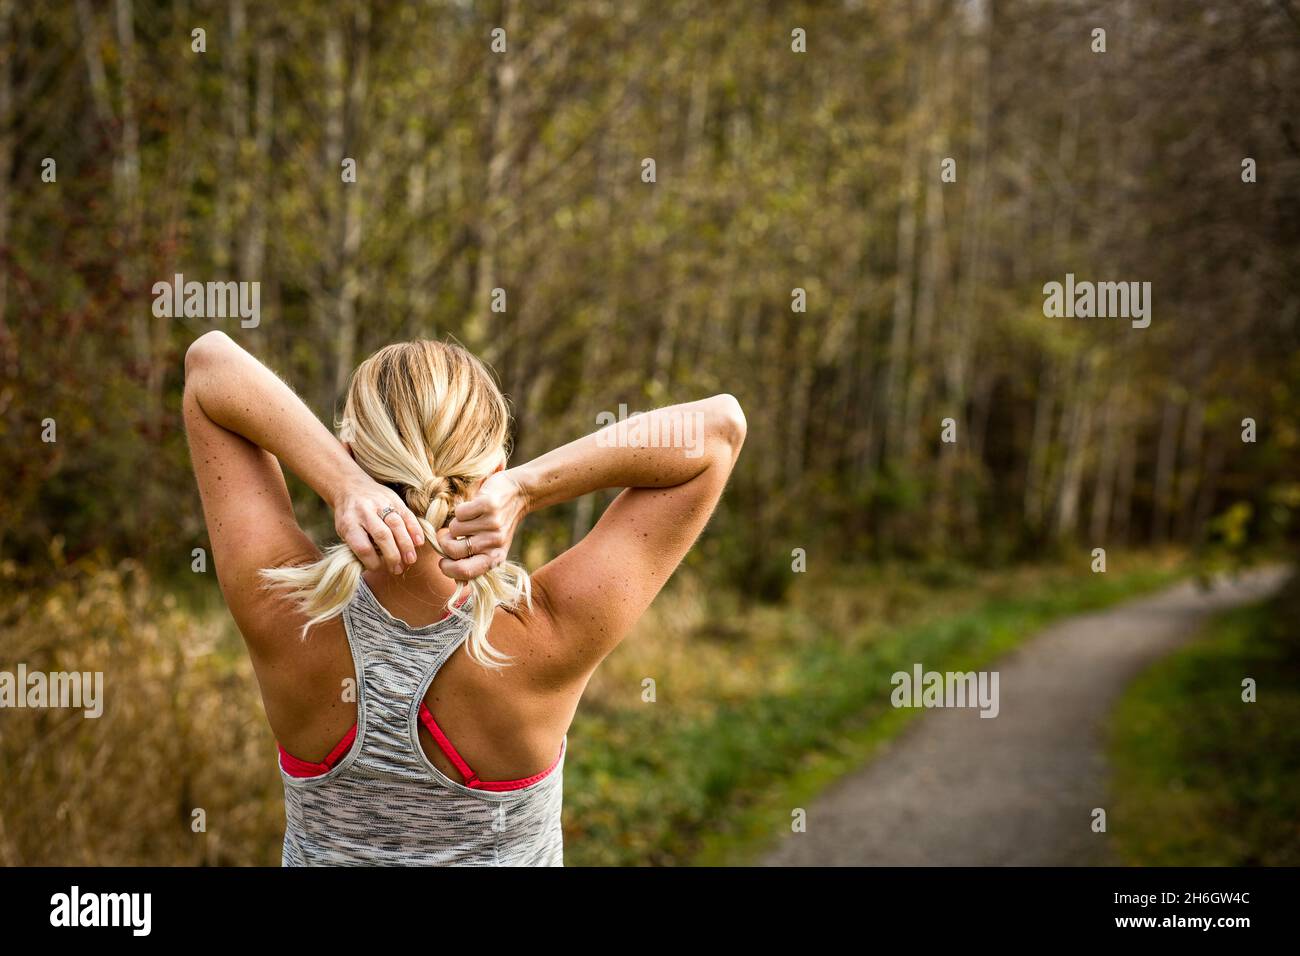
<box><xmin>438</xmin><ymin>395</ymin><xmax>746</xmax><ymax>681</ymax></box>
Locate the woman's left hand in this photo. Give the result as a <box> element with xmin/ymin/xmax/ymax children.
<box><xmin>435</xmin><ymin>470</ymin><xmax>528</xmax><ymax>581</ymax></box>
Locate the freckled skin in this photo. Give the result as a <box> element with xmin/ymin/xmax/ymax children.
<box><xmin>184</xmin><ymin>331</ymin><xmax>745</xmax><ymax>782</ymax></box>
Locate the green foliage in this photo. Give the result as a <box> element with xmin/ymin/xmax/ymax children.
<box><xmin>1107</xmin><ymin>572</ymin><xmax>1300</xmax><ymax>866</ymax></box>
<box><xmin>0</xmin><ymin>0</ymin><xmax>1297</xmax><ymax>867</ymax></box>
<box><xmin>1</xmin><ymin>0</ymin><xmax>1297</xmax><ymax>573</ymax></box>
<box><xmin>566</xmin><ymin>554</ymin><xmax>1183</xmax><ymax>866</ymax></box>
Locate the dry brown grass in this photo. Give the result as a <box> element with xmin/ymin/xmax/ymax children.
<box><xmin>0</xmin><ymin>559</ymin><xmax>283</xmax><ymax>865</ymax></box>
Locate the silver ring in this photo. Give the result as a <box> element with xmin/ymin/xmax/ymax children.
<box><xmin>378</xmin><ymin>506</ymin><xmax>396</xmax><ymax>521</ymax></box>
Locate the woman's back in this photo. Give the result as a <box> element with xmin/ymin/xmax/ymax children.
<box><xmin>280</xmin><ymin>582</ymin><xmax>563</xmax><ymax>866</ymax></box>
<box><xmin>183</xmin><ymin>332</ymin><xmax>745</xmax><ymax>865</ymax></box>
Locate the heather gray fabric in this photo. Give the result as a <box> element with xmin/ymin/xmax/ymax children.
<box><xmin>280</xmin><ymin>580</ymin><xmax>564</xmax><ymax>866</ymax></box>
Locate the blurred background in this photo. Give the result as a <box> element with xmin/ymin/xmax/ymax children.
<box><xmin>1</xmin><ymin>0</ymin><xmax>1297</xmax><ymax>865</ymax></box>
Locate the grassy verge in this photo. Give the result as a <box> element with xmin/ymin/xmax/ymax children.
<box><xmin>1106</xmin><ymin>570</ymin><xmax>1300</xmax><ymax>866</ymax></box>
<box><xmin>563</xmin><ymin>553</ymin><xmax>1187</xmax><ymax>866</ymax></box>
<box><xmin>0</xmin><ymin>551</ymin><xmax>1190</xmax><ymax>865</ymax></box>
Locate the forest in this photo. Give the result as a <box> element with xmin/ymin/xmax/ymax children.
<box><xmin>0</xmin><ymin>0</ymin><xmax>1297</xmax><ymax>865</ymax></box>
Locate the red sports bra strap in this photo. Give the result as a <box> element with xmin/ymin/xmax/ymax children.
<box><xmin>418</xmin><ymin>703</ymin><xmax>480</xmax><ymax>786</ymax></box>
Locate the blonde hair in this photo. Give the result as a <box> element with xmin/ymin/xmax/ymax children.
<box><xmin>261</xmin><ymin>340</ymin><xmax>530</xmax><ymax>667</ymax></box>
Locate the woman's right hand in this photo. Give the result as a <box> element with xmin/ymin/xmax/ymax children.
<box><xmin>435</xmin><ymin>470</ymin><xmax>529</xmax><ymax>581</ymax></box>
<box><xmin>331</xmin><ymin>471</ymin><xmax>424</xmax><ymax>576</ymax></box>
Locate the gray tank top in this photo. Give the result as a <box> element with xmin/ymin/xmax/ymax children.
<box><xmin>280</xmin><ymin>580</ymin><xmax>565</xmax><ymax>866</ymax></box>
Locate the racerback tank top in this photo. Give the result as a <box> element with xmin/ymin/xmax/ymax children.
<box><xmin>279</xmin><ymin>580</ymin><xmax>565</xmax><ymax>866</ymax></box>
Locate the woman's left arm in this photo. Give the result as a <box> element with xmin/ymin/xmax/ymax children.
<box><xmin>183</xmin><ymin>331</ymin><xmax>423</xmax><ymax>638</ymax></box>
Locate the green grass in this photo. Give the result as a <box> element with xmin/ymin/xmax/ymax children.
<box><xmin>1107</xmin><ymin>571</ymin><xmax>1300</xmax><ymax>866</ymax></box>
<box><xmin>562</xmin><ymin>555</ymin><xmax>1186</xmax><ymax>866</ymax></box>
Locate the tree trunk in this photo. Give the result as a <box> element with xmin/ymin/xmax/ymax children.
<box><xmin>0</xmin><ymin>0</ymin><xmax>12</xmax><ymax>373</ymax></box>
<box><xmin>238</xmin><ymin>34</ymin><xmax>275</xmax><ymax>284</ymax></box>
<box><xmin>1114</xmin><ymin>426</ymin><xmax>1137</xmax><ymax>546</ymax></box>
<box><xmin>323</xmin><ymin>10</ymin><xmax>371</xmax><ymax>402</ymax></box>
<box><xmin>1088</xmin><ymin>390</ymin><xmax>1122</xmax><ymax>544</ymax></box>
<box><xmin>1054</xmin><ymin>357</ymin><xmax>1094</xmax><ymax>540</ymax></box>
<box><xmin>1150</xmin><ymin>397</ymin><xmax>1183</xmax><ymax>544</ymax></box>
<box><xmin>883</xmin><ymin>68</ymin><xmax>920</xmax><ymax>464</ymax></box>
<box><xmin>1024</xmin><ymin>363</ymin><xmax>1056</xmax><ymax>533</ymax></box>
<box><xmin>1174</xmin><ymin>395</ymin><xmax>1204</xmax><ymax>541</ymax></box>
<box><xmin>469</xmin><ymin>0</ymin><xmax>520</xmax><ymax>358</ymax></box>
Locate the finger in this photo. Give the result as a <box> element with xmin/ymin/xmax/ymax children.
<box><xmin>342</xmin><ymin>526</ymin><xmax>381</xmax><ymax>573</ymax></box>
<box><xmin>452</xmin><ymin>497</ymin><xmax>489</xmax><ymax>523</ymax></box>
<box><xmin>435</xmin><ymin>527</ymin><xmax>476</xmax><ymax>560</ymax></box>
<box><xmin>383</xmin><ymin>508</ymin><xmax>418</xmax><ymax>565</ymax></box>
<box><xmin>438</xmin><ymin>552</ymin><xmax>496</xmax><ymax>582</ymax></box>
<box><xmin>363</xmin><ymin>513</ymin><xmax>405</xmax><ymax>575</ymax></box>
<box><xmin>446</xmin><ymin>513</ymin><xmax>500</xmax><ymax>538</ymax></box>
<box><xmin>399</xmin><ymin>504</ymin><xmax>425</xmax><ymax>548</ymax></box>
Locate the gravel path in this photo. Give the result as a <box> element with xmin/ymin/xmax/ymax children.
<box><xmin>762</xmin><ymin>567</ymin><xmax>1289</xmax><ymax>866</ymax></box>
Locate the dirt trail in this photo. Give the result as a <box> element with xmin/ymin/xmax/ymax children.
<box><xmin>762</xmin><ymin>568</ymin><xmax>1288</xmax><ymax>866</ymax></box>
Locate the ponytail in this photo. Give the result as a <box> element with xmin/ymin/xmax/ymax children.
<box><xmin>406</xmin><ymin>474</ymin><xmax>531</xmax><ymax>669</ymax></box>
<box><xmin>260</xmin><ymin>495</ymin><xmax>529</xmax><ymax>667</ymax></box>
<box><xmin>259</xmin><ymin>340</ymin><xmax>531</xmax><ymax>669</ymax></box>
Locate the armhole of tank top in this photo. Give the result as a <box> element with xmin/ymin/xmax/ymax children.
<box><xmin>407</xmin><ymin>631</ymin><xmax>566</xmax><ymax>802</ymax></box>
<box><xmin>279</xmin><ymin>598</ymin><xmax>368</xmax><ymax>789</ymax></box>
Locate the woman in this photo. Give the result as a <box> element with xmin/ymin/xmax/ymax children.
<box><xmin>183</xmin><ymin>331</ymin><xmax>745</xmax><ymax>865</ymax></box>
